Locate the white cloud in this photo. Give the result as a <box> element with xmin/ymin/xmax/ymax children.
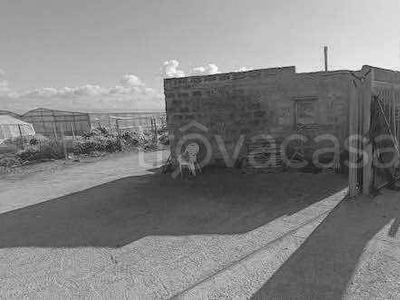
<box><xmin>162</xmin><ymin>60</ymin><xmax>185</xmax><ymax>78</ymax></box>
<box><xmin>0</xmin><ymin>68</ymin><xmax>10</xmax><ymax>95</ymax></box>
<box><xmin>21</xmin><ymin>85</ymin><xmax>109</xmax><ymax>98</ymax></box>
<box><xmin>18</xmin><ymin>74</ymin><xmax>155</xmax><ymax>99</ymax></box>
<box><xmin>0</xmin><ymin>58</ymin><xmax>229</xmax><ymax>113</ymax></box>
<box><xmin>207</xmin><ymin>64</ymin><xmax>219</xmax><ymax>74</ymax></box>
<box><xmin>0</xmin><ymin>73</ymin><xmax>164</xmax><ymax>113</ymax></box>
<box><xmin>192</xmin><ymin>66</ymin><xmax>206</xmax><ymax>74</ymax></box>
<box><xmin>120</xmin><ymin>74</ymin><xmax>143</xmax><ymax>87</ymax></box>
<box><xmin>191</xmin><ymin>63</ymin><xmax>219</xmax><ymax>75</ymax></box>
<box><xmin>234</xmin><ymin>66</ymin><xmax>252</xmax><ymax>72</ymax></box>
<box><xmin>0</xmin><ymin>80</ymin><xmax>10</xmax><ymax>94</ymax></box>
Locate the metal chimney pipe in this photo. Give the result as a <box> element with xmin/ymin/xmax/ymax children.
<box><xmin>324</xmin><ymin>46</ymin><xmax>328</xmax><ymax>71</ymax></box>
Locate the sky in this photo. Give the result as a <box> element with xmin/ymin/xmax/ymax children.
<box><xmin>0</xmin><ymin>0</ymin><xmax>399</xmax><ymax>113</ymax></box>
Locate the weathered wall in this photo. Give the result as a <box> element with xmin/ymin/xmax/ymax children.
<box><xmin>164</xmin><ymin>66</ymin><xmax>354</xmax><ymax>166</ymax></box>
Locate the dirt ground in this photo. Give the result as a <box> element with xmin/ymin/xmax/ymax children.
<box><xmin>0</xmin><ymin>150</ymin><xmax>141</xmax><ymax>181</ymax></box>
<box><xmin>0</xmin><ymin>167</ymin><xmax>347</xmax><ymax>248</ymax></box>
<box><xmin>0</xmin><ymin>152</ymin><xmax>399</xmax><ymax>299</ymax></box>
<box><xmin>0</xmin><ymin>150</ymin><xmax>167</xmax><ymax>213</ymax></box>
<box><xmin>251</xmin><ymin>188</ymin><xmax>400</xmax><ymax>299</ymax></box>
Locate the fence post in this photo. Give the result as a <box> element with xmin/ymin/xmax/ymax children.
<box><xmin>349</xmin><ymin>80</ymin><xmax>359</xmax><ymax>197</ymax></box>
<box><xmin>153</xmin><ymin>117</ymin><xmax>158</xmax><ymax>143</ymax></box>
<box><xmin>71</xmin><ymin>122</ymin><xmax>76</xmax><ymax>139</ymax></box>
<box><xmin>362</xmin><ymin>67</ymin><xmax>374</xmax><ymax>196</ymax></box>
<box><xmin>116</xmin><ymin>119</ymin><xmax>120</xmax><ymax>135</ymax></box>
<box><xmin>60</xmin><ymin>124</ymin><xmax>67</xmax><ymax>159</ymax></box>
<box><xmin>52</xmin><ymin>123</ymin><xmax>58</xmax><ymax>139</ymax></box>
<box><xmin>17</xmin><ymin>124</ymin><xmax>24</xmax><ymax>150</ymax></box>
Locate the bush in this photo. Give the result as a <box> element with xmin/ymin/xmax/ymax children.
<box><xmin>158</xmin><ymin>132</ymin><xmax>169</xmax><ymax>145</ymax></box>
<box><xmin>82</xmin><ymin>126</ymin><xmax>110</xmax><ymax>138</ymax></box>
<box><xmin>118</xmin><ymin>130</ymin><xmax>159</xmax><ymax>151</ymax></box>
<box><xmin>16</xmin><ymin>139</ymin><xmax>64</xmax><ymax>161</ymax></box>
<box><xmin>28</xmin><ymin>134</ymin><xmax>48</xmax><ymax>146</ymax></box>
<box><xmin>72</xmin><ymin>135</ymin><xmax>122</xmax><ymax>155</ymax></box>
<box><xmin>74</xmin><ymin>125</ymin><xmax>122</xmax><ymax>155</ymax></box>
<box><xmin>157</xmin><ymin>124</ymin><xmax>169</xmax><ymax>146</ymax></box>
<box><xmin>120</xmin><ymin>131</ymin><xmax>141</xmax><ymax>148</ymax></box>
<box><xmin>0</xmin><ymin>154</ymin><xmax>20</xmax><ymax>168</ymax></box>
<box><xmin>73</xmin><ymin>125</ymin><xmax>163</xmax><ymax>155</ymax></box>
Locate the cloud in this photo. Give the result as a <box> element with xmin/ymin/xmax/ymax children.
<box><xmin>162</xmin><ymin>60</ymin><xmax>185</xmax><ymax>78</ymax></box>
<box><xmin>0</xmin><ymin>59</ymin><xmax>227</xmax><ymax>113</ymax></box>
<box><xmin>191</xmin><ymin>63</ymin><xmax>219</xmax><ymax>75</ymax></box>
<box><xmin>18</xmin><ymin>74</ymin><xmax>155</xmax><ymax>100</ymax></box>
<box><xmin>0</xmin><ymin>80</ymin><xmax>10</xmax><ymax>94</ymax></box>
<box><xmin>21</xmin><ymin>85</ymin><xmax>107</xmax><ymax>98</ymax></box>
<box><xmin>162</xmin><ymin>60</ymin><xmax>221</xmax><ymax>77</ymax></box>
<box><xmin>0</xmin><ymin>73</ymin><xmax>164</xmax><ymax>113</ymax></box>
<box><xmin>234</xmin><ymin>66</ymin><xmax>252</xmax><ymax>72</ymax></box>
<box><xmin>119</xmin><ymin>74</ymin><xmax>143</xmax><ymax>87</ymax></box>
<box><xmin>0</xmin><ymin>69</ymin><xmax>10</xmax><ymax>95</ymax></box>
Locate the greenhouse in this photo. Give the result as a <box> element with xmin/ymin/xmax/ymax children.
<box><xmin>0</xmin><ymin>115</ymin><xmax>35</xmax><ymax>144</ymax></box>
<box><xmin>22</xmin><ymin>108</ymin><xmax>91</xmax><ymax>137</ymax></box>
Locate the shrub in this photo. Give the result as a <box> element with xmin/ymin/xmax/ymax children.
<box><xmin>0</xmin><ymin>154</ymin><xmax>20</xmax><ymax>168</ymax></box>
<box><xmin>120</xmin><ymin>131</ymin><xmax>140</xmax><ymax>147</ymax></box>
<box><xmin>72</xmin><ymin>135</ymin><xmax>122</xmax><ymax>155</ymax></box>
<box><xmin>16</xmin><ymin>139</ymin><xmax>64</xmax><ymax>161</ymax></box>
<box><xmin>118</xmin><ymin>130</ymin><xmax>160</xmax><ymax>151</ymax></box>
<box><xmin>156</xmin><ymin>124</ymin><xmax>169</xmax><ymax>146</ymax></box>
<box><xmin>28</xmin><ymin>134</ymin><xmax>48</xmax><ymax>146</ymax></box>
<box><xmin>73</xmin><ymin>125</ymin><xmax>164</xmax><ymax>155</ymax></box>
<box><xmin>158</xmin><ymin>132</ymin><xmax>169</xmax><ymax>145</ymax></box>
<box><xmin>82</xmin><ymin>126</ymin><xmax>110</xmax><ymax>138</ymax></box>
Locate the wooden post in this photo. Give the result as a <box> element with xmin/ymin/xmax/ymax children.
<box><xmin>116</xmin><ymin>119</ymin><xmax>120</xmax><ymax>135</ymax></box>
<box><xmin>392</xmin><ymin>75</ymin><xmax>397</xmax><ymax>138</ymax></box>
<box><xmin>349</xmin><ymin>79</ymin><xmax>359</xmax><ymax>197</ymax></box>
<box><xmin>362</xmin><ymin>66</ymin><xmax>374</xmax><ymax>196</ymax></box>
<box><xmin>17</xmin><ymin>124</ymin><xmax>24</xmax><ymax>150</ymax></box>
<box><xmin>60</xmin><ymin>124</ymin><xmax>67</xmax><ymax>159</ymax></box>
<box><xmin>52</xmin><ymin>123</ymin><xmax>58</xmax><ymax>139</ymax></box>
<box><xmin>153</xmin><ymin>117</ymin><xmax>158</xmax><ymax>143</ymax></box>
<box><xmin>324</xmin><ymin>46</ymin><xmax>328</xmax><ymax>72</ymax></box>
<box><xmin>71</xmin><ymin>122</ymin><xmax>76</xmax><ymax>139</ymax></box>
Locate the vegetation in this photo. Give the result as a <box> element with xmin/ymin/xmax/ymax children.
<box><xmin>157</xmin><ymin>124</ymin><xmax>169</xmax><ymax>146</ymax></box>
<box><xmin>0</xmin><ymin>123</ymin><xmax>169</xmax><ymax>172</ymax></box>
<box><xmin>72</xmin><ymin>126</ymin><xmax>163</xmax><ymax>155</ymax></box>
<box><xmin>0</xmin><ymin>154</ymin><xmax>20</xmax><ymax>168</ymax></box>
<box><xmin>73</xmin><ymin>129</ymin><xmax>122</xmax><ymax>155</ymax></box>
<box><xmin>16</xmin><ymin>138</ymin><xmax>64</xmax><ymax>161</ymax></box>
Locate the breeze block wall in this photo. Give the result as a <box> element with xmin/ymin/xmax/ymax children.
<box><xmin>164</xmin><ymin>66</ymin><xmax>354</xmax><ymax>167</ymax></box>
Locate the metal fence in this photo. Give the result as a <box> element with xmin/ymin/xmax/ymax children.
<box><xmin>90</xmin><ymin>112</ymin><xmax>166</xmax><ymax>135</ymax></box>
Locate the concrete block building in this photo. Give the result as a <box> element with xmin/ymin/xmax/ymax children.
<box><xmin>164</xmin><ymin>65</ymin><xmax>400</xmax><ymax>171</ymax></box>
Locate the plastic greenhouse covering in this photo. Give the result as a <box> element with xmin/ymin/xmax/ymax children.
<box><xmin>0</xmin><ymin>115</ymin><xmax>35</xmax><ymax>144</ymax></box>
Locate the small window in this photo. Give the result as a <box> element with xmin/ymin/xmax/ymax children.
<box><xmin>295</xmin><ymin>98</ymin><xmax>317</xmax><ymax>125</ymax></box>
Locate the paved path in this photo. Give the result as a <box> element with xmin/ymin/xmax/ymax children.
<box><xmin>0</xmin><ymin>151</ymin><xmax>167</xmax><ymax>214</ymax></box>
<box><xmin>181</xmin><ymin>189</ymin><xmax>400</xmax><ymax>300</ymax></box>
<box><xmin>0</xmin><ymin>153</ymin><xmax>399</xmax><ymax>299</ymax></box>
<box><xmin>0</xmin><ymin>177</ymin><xmax>348</xmax><ymax>299</ymax></box>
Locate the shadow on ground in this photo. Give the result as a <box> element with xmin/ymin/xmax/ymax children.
<box><xmin>252</xmin><ymin>190</ymin><xmax>400</xmax><ymax>300</ymax></box>
<box><xmin>0</xmin><ymin>170</ymin><xmax>347</xmax><ymax>248</ymax></box>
